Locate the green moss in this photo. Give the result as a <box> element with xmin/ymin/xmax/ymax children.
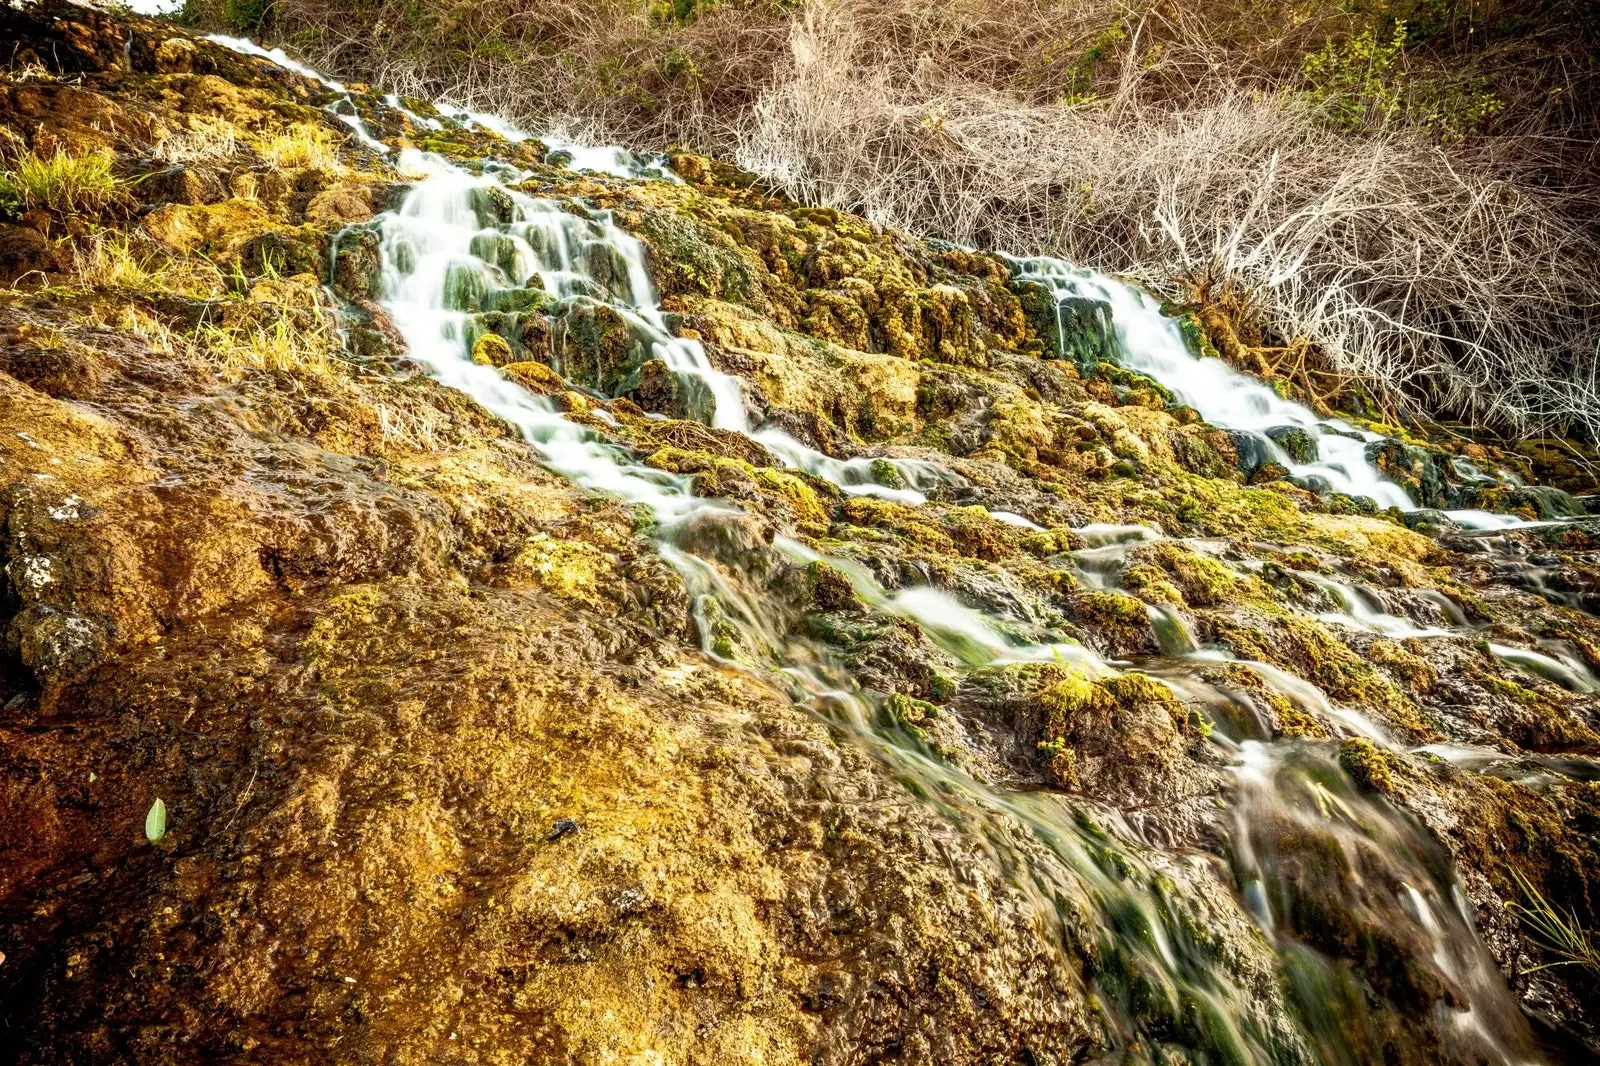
<box><xmin>807</xmin><ymin>560</ymin><xmax>856</xmax><ymax>611</ymax></box>
<box><xmin>885</xmin><ymin>692</ymin><xmax>940</xmax><ymax>738</ymax></box>
<box><xmin>1338</xmin><ymin>737</ymin><xmax>1397</xmax><ymax>795</ymax></box>
<box><xmin>1121</xmin><ymin>563</ymin><xmax>1183</xmax><ymax>606</ymax></box>
<box><xmin>835</xmin><ymin>497</ymin><xmax>955</xmax><ymax>555</ymax></box>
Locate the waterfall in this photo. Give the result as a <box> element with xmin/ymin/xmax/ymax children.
<box><xmin>365</xmin><ymin>154</ymin><xmax>1544</xmax><ymax>1064</ymax></box>
<box><xmin>206</xmin><ymin>34</ymin><xmax>1564</xmax><ymax>1063</ymax></box>
<box><xmin>1006</xmin><ymin>257</ymin><xmax>1553</xmax><ymax>533</ymax></box>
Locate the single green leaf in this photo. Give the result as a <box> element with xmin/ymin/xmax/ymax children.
<box><xmin>145</xmin><ymin>797</ymin><xmax>167</xmax><ymax>843</ymax></box>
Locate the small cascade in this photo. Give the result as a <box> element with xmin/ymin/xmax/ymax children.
<box><xmin>1231</xmin><ymin>743</ymin><xmax>1544</xmax><ymax>1066</ymax></box>
<box><xmin>1146</xmin><ymin>603</ymin><xmax>1202</xmax><ymax>657</ymax></box>
<box><xmin>1007</xmin><ymin>257</ymin><xmax>1552</xmax><ymax>527</ymax></box>
<box><xmin>1298</xmin><ymin>570</ymin><xmax>1450</xmax><ymax>638</ymax></box>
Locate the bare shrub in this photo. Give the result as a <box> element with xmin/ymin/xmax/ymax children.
<box><xmin>732</xmin><ymin>1</ymin><xmax>1600</xmax><ymax>435</ymax></box>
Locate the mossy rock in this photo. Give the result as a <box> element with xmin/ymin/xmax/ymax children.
<box><xmin>501</xmin><ymin>360</ymin><xmax>565</xmax><ymax>394</ymax></box>
<box><xmin>549</xmin><ymin>300</ymin><xmax>649</xmax><ymax>397</ymax></box>
<box><xmin>630</xmin><ymin>208</ymin><xmax>758</xmax><ymax>307</ymax></box>
<box><xmin>331</xmin><ymin>224</ymin><xmax>381</xmax><ymax>300</ymax></box>
<box><xmin>239</xmin><ymin>230</ymin><xmax>323</xmax><ymax>280</ymax></box>
<box><xmin>1265</xmin><ymin>425</ymin><xmax>1317</xmax><ymax>464</ymax></box>
<box><xmin>807</xmin><ymin>560</ymin><xmax>857</xmax><ymax>612</ymax></box>
<box><xmin>1364</xmin><ymin>439</ymin><xmax>1449</xmax><ymax>508</ymax></box>
<box><xmin>1031</xmin><ymin>666</ymin><xmax>1187</xmax><ymax>801</ymax></box>
<box><xmin>471</xmin><ymin>332</ymin><xmax>514</xmax><ymax>367</ymax></box>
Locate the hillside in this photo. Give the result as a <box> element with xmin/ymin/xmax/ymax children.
<box><xmin>2</xmin><ymin>2</ymin><xmax>1600</xmax><ymax>1064</ymax></box>
<box><xmin>200</xmin><ymin>0</ymin><xmax>1600</xmax><ymax>447</ymax></box>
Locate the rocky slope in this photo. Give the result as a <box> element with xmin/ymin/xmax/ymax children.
<box><xmin>2</xmin><ymin>3</ymin><xmax>1599</xmax><ymax>1063</ymax></box>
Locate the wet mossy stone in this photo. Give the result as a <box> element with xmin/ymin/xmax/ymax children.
<box><xmin>1265</xmin><ymin>425</ymin><xmax>1318</xmax><ymax>464</ymax></box>
<box><xmin>550</xmin><ymin>300</ymin><xmax>649</xmax><ymax>397</ymax></box>
<box><xmin>382</xmin><ymin>183</ymin><xmax>413</xmax><ymax>212</ymax></box>
<box><xmin>463</xmin><ymin>312</ymin><xmax>523</xmax><ymax>363</ymax></box>
<box><xmin>1289</xmin><ymin>473</ymin><xmax>1333</xmax><ymax>496</ymax></box>
<box><xmin>1400</xmin><ymin>509</ymin><xmax>1457</xmax><ymax>536</ymax></box>
<box><xmin>1503</xmin><ymin>485</ymin><xmax>1587</xmax><ymax>520</ymax></box>
<box><xmin>1338</xmin><ymin>738</ymin><xmax>1396</xmax><ymax>794</ymax></box>
<box><xmin>579</xmin><ymin>240</ymin><xmax>636</xmax><ymax>302</ymax></box>
<box><xmin>630</xmin><ymin>358</ymin><xmax>685</xmax><ymax>418</ymax></box>
<box><xmin>1095</xmin><ymin>363</ymin><xmax>1175</xmax><ymax>407</ymax></box>
<box><xmin>332</xmin><ymin>224</ymin><xmax>381</xmax><ymax>300</ymax></box>
<box><xmin>345</xmin><ymin>327</ymin><xmax>388</xmax><ymax>362</ymax></box>
<box><xmin>240</xmin><ymin>231</ymin><xmax>322</xmax><ymax>281</ymax></box>
<box><xmin>443</xmin><ymin>260</ymin><xmax>504</xmax><ymax>312</ymax></box>
<box><xmin>1324</xmin><ymin>492</ymin><xmax>1380</xmax><ymax>516</ymax></box>
<box><xmin>1228</xmin><ymin>431</ymin><xmax>1278</xmax><ymax>478</ymax></box>
<box><xmin>1014</xmin><ymin>282</ymin><xmax>1118</xmax><ymax>373</ymax></box>
<box><xmin>470</xmin><ymin>232</ymin><xmax>521</xmax><ymax>277</ymax></box>
<box><xmin>868</xmin><ymin>458</ymin><xmax>906</xmax><ymax>490</ymax></box>
<box><xmin>1167</xmin><ymin>427</ymin><xmax>1236</xmax><ymax>480</ymax></box>
<box><xmin>1364</xmin><ymin>439</ymin><xmax>1449</xmax><ymax>508</ymax></box>
<box><xmin>808</xmin><ymin>560</ymin><xmax>857</xmax><ymax>612</ymax></box>
<box><xmin>468</xmin><ymin>186</ymin><xmax>516</xmax><ymax>228</ymax></box>
<box><xmin>483</xmin><ymin>287</ymin><xmax>553</xmax><ymax>314</ymax></box>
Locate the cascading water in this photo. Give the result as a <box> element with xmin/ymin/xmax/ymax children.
<box><xmin>1010</xmin><ymin>258</ymin><xmax>1409</xmax><ymax>505</ymax></box>
<box><xmin>1007</xmin><ymin>257</ymin><xmax>1545</xmax><ymax>532</ymax></box>
<box><xmin>208</xmin><ymin>33</ymin><xmax>1576</xmax><ymax>1063</ymax></box>
<box><xmin>366</xmin><ymin>158</ymin><xmax>1546</xmax><ymax>1063</ymax></box>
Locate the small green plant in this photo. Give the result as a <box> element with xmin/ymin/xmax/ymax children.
<box><xmin>145</xmin><ymin>797</ymin><xmax>168</xmax><ymax>843</ymax></box>
<box><xmin>1300</xmin><ymin>18</ymin><xmax>1502</xmax><ymax>140</ymax></box>
<box><xmin>1508</xmin><ymin>870</ymin><xmax>1600</xmax><ymax>975</ymax></box>
<box><xmin>1302</xmin><ymin>21</ymin><xmax>1410</xmax><ymax>129</ymax></box>
<box><xmin>651</xmin><ymin>0</ymin><xmax>715</xmax><ymax>26</ymax></box>
<box><xmin>0</xmin><ymin>146</ymin><xmax>123</xmax><ymax>219</ymax></box>
<box><xmin>1020</xmin><ymin>21</ymin><xmax>1128</xmax><ymax>106</ymax></box>
<box><xmin>221</xmin><ymin>0</ymin><xmax>274</xmax><ymax>35</ymax></box>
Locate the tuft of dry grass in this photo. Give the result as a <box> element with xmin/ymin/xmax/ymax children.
<box><xmin>201</xmin><ymin>314</ymin><xmax>339</xmax><ymax>377</ymax></box>
<box><xmin>152</xmin><ymin>119</ymin><xmax>241</xmax><ymax>165</ymax></box>
<box><xmin>252</xmin><ymin>122</ymin><xmax>346</xmax><ymax>171</ymax></box>
<box><xmin>72</xmin><ymin>230</ymin><xmax>229</xmax><ymax>296</ymax></box>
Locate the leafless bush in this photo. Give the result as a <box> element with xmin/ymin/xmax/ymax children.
<box><xmin>747</xmin><ymin>2</ymin><xmax>1600</xmax><ymax>437</ymax></box>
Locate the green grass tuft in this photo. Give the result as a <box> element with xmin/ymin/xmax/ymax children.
<box><xmin>0</xmin><ymin>146</ymin><xmax>123</xmax><ymax>219</ymax></box>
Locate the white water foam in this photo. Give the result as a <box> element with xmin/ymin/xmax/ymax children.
<box><xmin>1010</xmin><ymin>257</ymin><xmax>1415</xmax><ymax>508</ymax></box>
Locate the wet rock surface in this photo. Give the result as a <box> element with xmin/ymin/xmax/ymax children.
<box><xmin>1</xmin><ymin>3</ymin><xmax>1598</xmax><ymax>1064</ymax></box>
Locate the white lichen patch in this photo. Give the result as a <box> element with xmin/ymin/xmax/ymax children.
<box><xmin>11</xmin><ymin>555</ymin><xmax>54</xmax><ymax>591</ymax></box>
<box><xmin>49</xmin><ymin>495</ymin><xmax>84</xmax><ymax>521</ymax></box>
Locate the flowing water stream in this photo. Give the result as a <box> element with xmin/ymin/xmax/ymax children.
<box><xmin>208</xmin><ymin>34</ymin><xmax>1590</xmax><ymax>1062</ymax></box>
